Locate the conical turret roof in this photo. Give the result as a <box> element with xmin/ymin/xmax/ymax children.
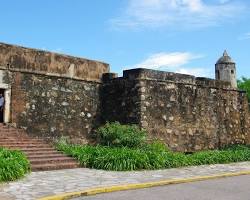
<box><xmin>216</xmin><ymin>50</ymin><xmax>235</xmax><ymax>64</ymax></box>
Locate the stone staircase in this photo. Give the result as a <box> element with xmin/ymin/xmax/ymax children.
<box><xmin>0</xmin><ymin>124</ymin><xmax>79</xmax><ymax>171</ymax></box>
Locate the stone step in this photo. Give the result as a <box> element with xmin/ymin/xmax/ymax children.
<box><xmin>0</xmin><ymin>132</ymin><xmax>29</xmax><ymax>135</ymax></box>
<box><xmin>27</xmin><ymin>153</ymin><xmax>68</xmax><ymax>159</ymax></box>
<box><xmin>0</xmin><ymin>141</ymin><xmax>47</xmax><ymax>145</ymax></box>
<box><xmin>0</xmin><ymin>129</ymin><xmax>23</xmax><ymax>131</ymax></box>
<box><xmin>0</xmin><ymin>132</ymin><xmax>20</xmax><ymax>135</ymax></box>
<box><xmin>0</xmin><ymin>138</ymin><xmax>30</xmax><ymax>142</ymax></box>
<box><xmin>1</xmin><ymin>144</ymin><xmax>51</xmax><ymax>149</ymax></box>
<box><xmin>31</xmin><ymin>162</ymin><xmax>79</xmax><ymax>171</ymax></box>
<box><xmin>0</xmin><ymin>135</ymin><xmax>30</xmax><ymax>139</ymax></box>
<box><xmin>0</xmin><ymin>127</ymin><xmax>22</xmax><ymax>130</ymax></box>
<box><xmin>24</xmin><ymin>150</ymin><xmax>62</xmax><ymax>156</ymax></box>
<box><xmin>0</xmin><ymin>130</ymin><xmax>23</xmax><ymax>133</ymax></box>
<box><xmin>0</xmin><ymin>138</ymin><xmax>45</xmax><ymax>143</ymax></box>
<box><xmin>0</xmin><ymin>124</ymin><xmax>79</xmax><ymax>171</ymax></box>
<box><xmin>1</xmin><ymin>132</ymin><xmax>26</xmax><ymax>135</ymax></box>
<box><xmin>7</xmin><ymin>147</ymin><xmax>55</xmax><ymax>152</ymax></box>
<box><xmin>29</xmin><ymin>157</ymin><xmax>76</xmax><ymax>165</ymax></box>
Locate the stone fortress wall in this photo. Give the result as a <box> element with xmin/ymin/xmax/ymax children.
<box><xmin>0</xmin><ymin>43</ymin><xmax>109</xmax><ymax>142</ymax></box>
<box><xmin>103</xmin><ymin>69</ymin><xmax>250</xmax><ymax>152</ymax></box>
<box><xmin>0</xmin><ymin>42</ymin><xmax>249</xmax><ymax>151</ymax></box>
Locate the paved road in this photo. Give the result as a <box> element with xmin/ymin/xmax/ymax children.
<box><xmin>77</xmin><ymin>175</ymin><xmax>250</xmax><ymax>200</ymax></box>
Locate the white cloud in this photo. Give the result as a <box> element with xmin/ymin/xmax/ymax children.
<box><xmin>175</xmin><ymin>67</ymin><xmax>209</xmax><ymax>77</ymax></box>
<box><xmin>238</xmin><ymin>32</ymin><xmax>250</xmax><ymax>40</ymax></box>
<box><xmin>110</xmin><ymin>0</ymin><xmax>246</xmax><ymax>29</ymax></box>
<box><xmin>124</xmin><ymin>52</ymin><xmax>210</xmax><ymax>77</ymax></box>
<box><xmin>126</xmin><ymin>52</ymin><xmax>201</xmax><ymax>68</ymax></box>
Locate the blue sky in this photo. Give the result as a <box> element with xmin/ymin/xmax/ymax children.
<box><xmin>0</xmin><ymin>0</ymin><xmax>249</xmax><ymax>78</ymax></box>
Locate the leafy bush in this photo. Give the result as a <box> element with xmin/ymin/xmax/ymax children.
<box><xmin>57</xmin><ymin>140</ymin><xmax>250</xmax><ymax>171</ymax></box>
<box><xmin>0</xmin><ymin>147</ymin><xmax>30</xmax><ymax>182</ymax></box>
<box><xmin>238</xmin><ymin>77</ymin><xmax>250</xmax><ymax>102</ymax></box>
<box><xmin>57</xmin><ymin>142</ymin><xmax>164</xmax><ymax>171</ymax></box>
<box><xmin>189</xmin><ymin>147</ymin><xmax>250</xmax><ymax>165</ymax></box>
<box><xmin>56</xmin><ymin>122</ymin><xmax>250</xmax><ymax>171</ymax></box>
<box><xmin>142</xmin><ymin>141</ymin><xmax>171</xmax><ymax>169</ymax></box>
<box><xmin>97</xmin><ymin>122</ymin><xmax>147</xmax><ymax>148</ymax></box>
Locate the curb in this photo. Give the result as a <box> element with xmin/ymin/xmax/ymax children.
<box><xmin>38</xmin><ymin>170</ymin><xmax>250</xmax><ymax>200</ymax></box>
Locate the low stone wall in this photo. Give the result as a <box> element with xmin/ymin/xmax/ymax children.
<box><xmin>103</xmin><ymin>69</ymin><xmax>250</xmax><ymax>152</ymax></box>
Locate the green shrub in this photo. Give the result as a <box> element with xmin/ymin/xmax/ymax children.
<box><xmin>144</xmin><ymin>140</ymin><xmax>169</xmax><ymax>153</ymax></box>
<box><xmin>237</xmin><ymin>77</ymin><xmax>250</xmax><ymax>102</ymax></box>
<box><xmin>97</xmin><ymin>122</ymin><xmax>147</xmax><ymax>148</ymax></box>
<box><xmin>142</xmin><ymin>141</ymin><xmax>171</xmax><ymax>169</ymax></box>
<box><xmin>57</xmin><ymin>141</ymin><xmax>250</xmax><ymax>171</ymax></box>
<box><xmin>0</xmin><ymin>147</ymin><xmax>30</xmax><ymax>182</ymax></box>
<box><xmin>189</xmin><ymin>145</ymin><xmax>250</xmax><ymax>165</ymax></box>
<box><xmin>222</xmin><ymin>144</ymin><xmax>250</xmax><ymax>151</ymax></box>
<box><xmin>57</xmin><ymin>142</ymin><xmax>164</xmax><ymax>171</ymax></box>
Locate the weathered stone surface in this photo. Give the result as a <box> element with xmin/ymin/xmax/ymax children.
<box><xmin>0</xmin><ymin>43</ymin><xmax>249</xmax><ymax>152</ymax></box>
<box><xmin>11</xmin><ymin>72</ymin><xmax>101</xmax><ymax>142</ymax></box>
<box><xmin>0</xmin><ymin>42</ymin><xmax>109</xmax><ymax>82</ymax></box>
<box><xmin>103</xmin><ymin>68</ymin><xmax>250</xmax><ymax>152</ymax></box>
<box><xmin>101</xmin><ymin>78</ymin><xmax>141</xmax><ymax>125</ymax></box>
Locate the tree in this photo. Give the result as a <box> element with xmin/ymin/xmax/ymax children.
<box><xmin>237</xmin><ymin>77</ymin><xmax>250</xmax><ymax>102</ymax></box>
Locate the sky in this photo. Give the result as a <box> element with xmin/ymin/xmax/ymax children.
<box><xmin>0</xmin><ymin>0</ymin><xmax>249</xmax><ymax>78</ymax></box>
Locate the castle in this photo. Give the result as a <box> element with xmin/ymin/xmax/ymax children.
<box><xmin>0</xmin><ymin>42</ymin><xmax>249</xmax><ymax>152</ymax></box>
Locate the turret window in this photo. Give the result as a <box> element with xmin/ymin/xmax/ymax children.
<box><xmin>231</xmin><ymin>70</ymin><xmax>234</xmax><ymax>74</ymax></box>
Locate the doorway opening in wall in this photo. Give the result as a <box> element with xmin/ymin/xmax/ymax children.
<box><xmin>0</xmin><ymin>85</ymin><xmax>10</xmax><ymax>124</ymax></box>
<box><xmin>0</xmin><ymin>89</ymin><xmax>5</xmax><ymax>123</ymax></box>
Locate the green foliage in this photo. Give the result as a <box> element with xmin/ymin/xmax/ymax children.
<box><xmin>189</xmin><ymin>146</ymin><xmax>250</xmax><ymax>165</ymax></box>
<box><xmin>57</xmin><ymin>140</ymin><xmax>250</xmax><ymax>171</ymax></box>
<box><xmin>57</xmin><ymin>122</ymin><xmax>250</xmax><ymax>171</ymax></box>
<box><xmin>57</xmin><ymin>142</ymin><xmax>164</xmax><ymax>171</ymax></box>
<box><xmin>97</xmin><ymin>122</ymin><xmax>147</xmax><ymax>148</ymax></box>
<box><xmin>237</xmin><ymin>77</ymin><xmax>250</xmax><ymax>102</ymax></box>
<box><xmin>0</xmin><ymin>147</ymin><xmax>30</xmax><ymax>182</ymax></box>
<box><xmin>142</xmin><ymin>141</ymin><xmax>170</xmax><ymax>169</ymax></box>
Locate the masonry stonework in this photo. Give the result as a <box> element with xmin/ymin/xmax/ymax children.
<box><xmin>13</xmin><ymin>72</ymin><xmax>101</xmax><ymax>142</ymax></box>
<box><xmin>0</xmin><ymin>42</ymin><xmax>109</xmax><ymax>82</ymax></box>
<box><xmin>103</xmin><ymin>69</ymin><xmax>250</xmax><ymax>152</ymax></box>
<box><xmin>0</xmin><ymin>43</ymin><xmax>108</xmax><ymax>143</ymax></box>
<box><xmin>0</xmin><ymin>42</ymin><xmax>249</xmax><ymax>151</ymax></box>
<box><xmin>101</xmin><ymin>77</ymin><xmax>141</xmax><ymax>125</ymax></box>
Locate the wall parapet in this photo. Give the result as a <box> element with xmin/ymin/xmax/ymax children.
<box><xmin>0</xmin><ymin>65</ymin><xmax>103</xmax><ymax>84</ymax></box>
<box><xmin>122</xmin><ymin>68</ymin><xmax>238</xmax><ymax>91</ymax></box>
<box><xmin>123</xmin><ymin>68</ymin><xmax>195</xmax><ymax>84</ymax></box>
<box><xmin>0</xmin><ymin>42</ymin><xmax>109</xmax><ymax>82</ymax></box>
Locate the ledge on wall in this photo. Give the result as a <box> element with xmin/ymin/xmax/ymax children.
<box><xmin>0</xmin><ymin>42</ymin><xmax>110</xmax><ymax>82</ymax></box>
<box><xmin>121</xmin><ymin>68</ymin><xmax>236</xmax><ymax>90</ymax></box>
<box><xmin>123</xmin><ymin>68</ymin><xmax>195</xmax><ymax>84</ymax></box>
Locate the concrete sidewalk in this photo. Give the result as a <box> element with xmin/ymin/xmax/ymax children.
<box><xmin>0</xmin><ymin>162</ymin><xmax>250</xmax><ymax>200</ymax></box>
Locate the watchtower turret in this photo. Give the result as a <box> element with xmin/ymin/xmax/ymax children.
<box><xmin>215</xmin><ymin>50</ymin><xmax>237</xmax><ymax>88</ymax></box>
